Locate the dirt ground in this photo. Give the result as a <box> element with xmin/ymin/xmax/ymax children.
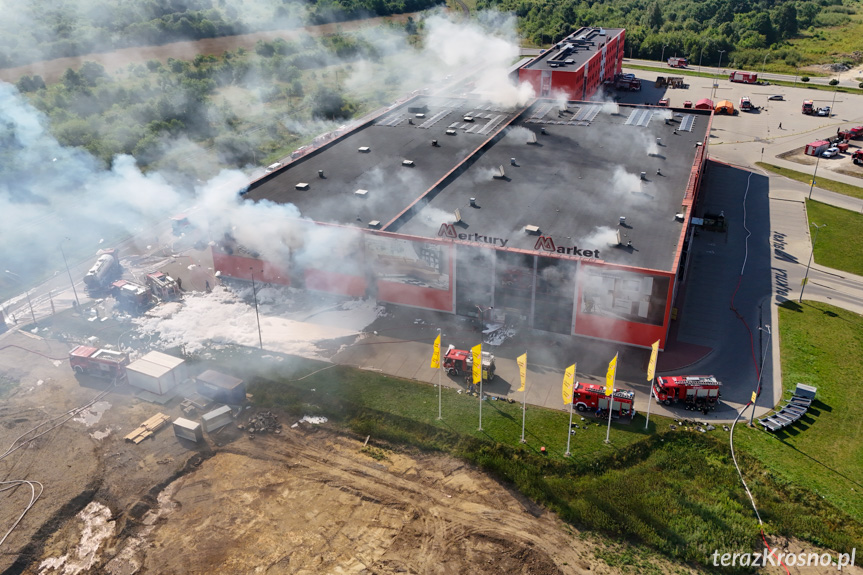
<box><xmin>0</xmin><ymin>13</ymin><xmax>417</xmax><ymax>86</ymax></box>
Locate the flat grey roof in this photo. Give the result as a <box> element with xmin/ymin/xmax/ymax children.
<box><xmin>394</xmin><ymin>101</ymin><xmax>710</xmax><ymax>272</ymax></box>
<box><xmin>522</xmin><ymin>27</ymin><xmax>625</xmax><ymax>72</ymax></box>
<box><xmin>244</xmin><ymin>96</ymin><xmax>521</xmax><ymax>228</ymax></box>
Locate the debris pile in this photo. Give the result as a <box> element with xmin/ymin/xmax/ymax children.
<box><xmin>238</xmin><ymin>411</ymin><xmax>281</xmax><ymax>439</ymax></box>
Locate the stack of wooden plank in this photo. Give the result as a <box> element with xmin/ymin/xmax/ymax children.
<box><xmin>124</xmin><ymin>413</ymin><xmax>171</xmax><ymax>444</ymax></box>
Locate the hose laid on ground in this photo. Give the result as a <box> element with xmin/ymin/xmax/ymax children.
<box><xmin>0</xmin><ymin>480</ymin><xmax>43</xmax><ymax>549</ymax></box>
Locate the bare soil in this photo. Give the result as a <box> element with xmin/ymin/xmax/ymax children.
<box><xmin>0</xmin><ymin>13</ymin><xmax>417</xmax><ymax>86</ymax></box>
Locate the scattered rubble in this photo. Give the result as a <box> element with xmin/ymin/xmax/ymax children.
<box><xmin>239</xmin><ymin>411</ymin><xmax>282</xmax><ymax>439</ymax></box>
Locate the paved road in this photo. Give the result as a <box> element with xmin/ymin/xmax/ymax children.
<box><xmin>621</xmin><ymin>58</ymin><xmax>861</xmax><ymax>89</ymax></box>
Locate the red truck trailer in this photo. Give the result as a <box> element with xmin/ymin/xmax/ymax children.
<box><xmin>729</xmin><ymin>71</ymin><xmax>757</xmax><ymax>84</ymax></box>
<box><xmin>572</xmin><ymin>382</ymin><xmax>635</xmax><ymax>418</ymax></box>
<box><xmin>652</xmin><ymin>375</ymin><xmax>721</xmax><ymax>411</ymax></box>
<box><xmin>69</xmin><ymin>345</ymin><xmax>129</xmax><ymax>379</ymax></box>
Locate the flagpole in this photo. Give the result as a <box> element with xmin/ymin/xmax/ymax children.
<box><xmin>478</xmin><ymin>370</ymin><xmax>483</xmax><ymax>431</ymax></box>
<box><xmin>644</xmin><ymin>378</ymin><xmax>656</xmax><ymax>430</ymax></box>
<box><xmin>521</xmin><ymin>381</ymin><xmax>527</xmax><ymax>444</ymax></box>
<box><xmin>605</xmin><ymin>395</ymin><xmax>613</xmax><ymax>443</ymax></box>
<box><xmin>437</xmin><ymin>328</ymin><xmax>442</xmax><ymax>420</ymax></box>
<box><xmin>565</xmin><ymin>399</ymin><xmax>574</xmax><ymax>456</ymax></box>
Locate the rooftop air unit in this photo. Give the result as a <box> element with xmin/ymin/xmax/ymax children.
<box><xmin>527</xmin><ymin>131</ymin><xmax>537</xmax><ymax>144</ymax></box>
<box><xmin>358</xmin><ymin>146</ymin><xmax>370</xmax><ymax>153</ymax></box>
<box><xmin>355</xmin><ymin>189</ymin><xmax>369</xmax><ymax>197</ymax></box>
<box><xmin>368</xmin><ymin>220</ymin><xmax>381</xmax><ymax>228</ymax></box>
<box><xmin>493</xmin><ymin>166</ymin><xmax>506</xmax><ymax>179</ymax></box>
<box><xmin>296</xmin><ymin>183</ymin><xmax>310</xmax><ymax>190</ymax></box>
<box><xmin>446</xmin><ymin>129</ymin><xmax>456</xmax><ymax>135</ymax></box>
<box><xmin>402</xmin><ymin>160</ymin><xmax>415</xmax><ymax>167</ymax></box>
<box><xmin>453</xmin><ymin>208</ymin><xmax>462</xmax><ymax>222</ymax></box>
<box><xmin>524</xmin><ymin>225</ymin><xmax>540</xmax><ymax>235</ymax></box>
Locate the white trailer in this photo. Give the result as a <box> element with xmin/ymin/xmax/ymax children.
<box><xmin>126</xmin><ymin>351</ymin><xmax>187</xmax><ymax>395</ymax></box>
<box><xmin>173</xmin><ymin>417</ymin><xmax>203</xmax><ymax>442</ymax></box>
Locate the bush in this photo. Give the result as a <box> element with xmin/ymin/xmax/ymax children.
<box><xmin>859</xmin><ymin>82</ymin><xmax>863</xmax><ymax>89</ymax></box>
<box><xmin>801</xmin><ymin>76</ymin><xmax>810</xmax><ymax>82</ymax></box>
<box><xmin>829</xmin><ymin>79</ymin><xmax>839</xmax><ymax>86</ymax></box>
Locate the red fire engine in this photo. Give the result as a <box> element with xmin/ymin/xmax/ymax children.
<box><xmin>442</xmin><ymin>345</ymin><xmax>496</xmax><ymax>381</ymax></box>
<box><xmin>69</xmin><ymin>345</ymin><xmax>129</xmax><ymax>380</ymax></box>
<box><xmin>652</xmin><ymin>375</ymin><xmax>721</xmax><ymax>410</ymax></box>
<box><xmin>572</xmin><ymin>382</ymin><xmax>635</xmax><ymax>417</ymax></box>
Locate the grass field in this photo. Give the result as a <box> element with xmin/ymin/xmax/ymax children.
<box><xmin>736</xmin><ymin>300</ymin><xmax>863</xmax><ymax>527</ymax></box>
<box><xmin>756</xmin><ymin>162</ymin><xmax>863</xmax><ymax>201</ymax></box>
<box><xmin>804</xmin><ymin>199</ymin><xmax>863</xmax><ymax>276</ymax></box>
<box><xmin>241</xmin><ymin>354</ymin><xmax>863</xmax><ymax>569</ymax></box>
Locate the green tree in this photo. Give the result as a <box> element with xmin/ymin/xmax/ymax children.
<box><xmin>644</xmin><ymin>2</ymin><xmax>664</xmax><ymax>31</ymax></box>
<box><xmin>776</xmin><ymin>3</ymin><xmax>798</xmax><ymax>38</ymax></box>
<box><xmin>798</xmin><ymin>2</ymin><xmax>820</xmax><ymax>28</ymax></box>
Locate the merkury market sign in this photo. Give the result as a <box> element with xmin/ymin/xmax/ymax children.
<box><xmin>437</xmin><ymin>224</ymin><xmax>600</xmax><ymax>258</ymax></box>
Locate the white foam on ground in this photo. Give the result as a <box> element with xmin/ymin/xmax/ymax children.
<box><xmin>38</xmin><ymin>502</ymin><xmax>115</xmax><ymax>575</ymax></box>
<box><xmin>299</xmin><ymin>416</ymin><xmax>328</xmax><ymax>425</ymax></box>
<box><xmin>73</xmin><ymin>401</ymin><xmax>112</xmax><ymax>427</ymax></box>
<box><xmin>133</xmin><ymin>287</ymin><xmax>383</xmax><ymax>360</ymax></box>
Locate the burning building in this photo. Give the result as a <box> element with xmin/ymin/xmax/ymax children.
<box><xmin>216</xmin><ymin>92</ymin><xmax>710</xmax><ymax>350</ymax></box>
<box><xmin>517</xmin><ymin>27</ymin><xmax>625</xmax><ymax>100</ymax></box>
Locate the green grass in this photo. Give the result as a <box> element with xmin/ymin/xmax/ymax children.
<box><xmin>804</xmin><ymin>199</ymin><xmax>863</xmax><ymax>276</ymax></box>
<box><xmin>755</xmin><ymin>162</ymin><xmax>863</xmax><ymax>201</ymax></box>
<box><xmin>735</xmin><ymin>301</ymin><xmax>863</xmax><ymax>528</ymax></box>
<box><xmin>240</xmin><ymin>356</ymin><xmax>863</xmax><ymax>569</ymax></box>
<box><xmin>623</xmin><ymin>64</ymin><xmax>863</xmax><ymax>96</ymax></box>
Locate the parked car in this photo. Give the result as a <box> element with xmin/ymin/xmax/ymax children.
<box><xmin>817</xmin><ymin>106</ymin><xmax>831</xmax><ymax>117</ymax></box>
<box><xmin>822</xmin><ymin>146</ymin><xmax>840</xmax><ymax>158</ymax></box>
<box><xmin>767</xmin><ymin>94</ymin><xmax>784</xmax><ymax>101</ymax></box>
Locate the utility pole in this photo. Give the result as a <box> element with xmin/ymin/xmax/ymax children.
<box><xmin>250</xmin><ymin>267</ymin><xmax>263</xmax><ymax>349</ymax></box>
<box><xmin>60</xmin><ymin>242</ymin><xmax>81</xmax><ymax>310</ymax></box>
<box><xmin>799</xmin><ymin>223</ymin><xmax>826</xmax><ymax>303</ymax></box>
<box><xmin>749</xmin><ymin>325</ymin><xmax>771</xmax><ymax>426</ymax></box>
<box><xmin>808</xmin><ymin>154</ymin><xmax>821</xmax><ymax>199</ymax></box>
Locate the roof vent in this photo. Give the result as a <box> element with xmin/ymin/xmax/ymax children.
<box><xmin>446</xmin><ymin>129</ymin><xmax>457</xmax><ymax>135</ymax></box>
<box><xmin>402</xmin><ymin>160</ymin><xmax>415</xmax><ymax>167</ymax></box>
<box><xmin>469</xmin><ymin>197</ymin><xmax>477</xmax><ymax>207</ymax></box>
<box><xmin>524</xmin><ymin>225</ymin><xmax>540</xmax><ymax>235</ymax></box>
<box><xmin>541</xmin><ymin>127</ymin><xmax>547</xmax><ymax>135</ymax></box>
<box><xmin>415</xmin><ymin>113</ymin><xmax>426</xmax><ymax>118</ymax></box>
<box><xmin>355</xmin><ymin>189</ymin><xmax>369</xmax><ymax>197</ymax></box>
<box><xmin>493</xmin><ymin>165</ymin><xmax>506</xmax><ymax>179</ymax></box>
<box><xmin>318</xmin><ymin>169</ymin><xmax>325</xmax><ymax>178</ymax></box>
<box><xmin>432</xmin><ymin>139</ymin><xmax>438</xmax><ymax>147</ymax></box>
<box><xmin>453</xmin><ymin>208</ymin><xmax>462</xmax><ymax>222</ymax></box>
<box><xmin>619</xmin><ymin>216</ymin><xmax>626</xmax><ymax>225</ymax></box>
<box><xmin>463</xmin><ymin>115</ymin><xmax>474</xmax><ymax>122</ymax></box>
<box><xmin>510</xmin><ymin>157</ymin><xmax>517</xmax><ymax>166</ymax></box>
<box><xmin>296</xmin><ymin>182</ymin><xmax>310</xmax><ymax>190</ymax></box>
<box><xmin>640</xmin><ymin>172</ymin><xmax>647</xmax><ymax>180</ymax></box>
<box><xmin>358</xmin><ymin>146</ymin><xmax>370</xmax><ymax>153</ymax></box>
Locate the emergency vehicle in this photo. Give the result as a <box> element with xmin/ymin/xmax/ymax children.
<box><xmin>652</xmin><ymin>375</ymin><xmax>721</xmax><ymax>410</ymax></box>
<box><xmin>69</xmin><ymin>346</ymin><xmax>129</xmax><ymax>380</ymax></box>
<box><xmin>442</xmin><ymin>345</ymin><xmax>496</xmax><ymax>381</ymax></box>
<box><xmin>572</xmin><ymin>382</ymin><xmax>635</xmax><ymax>417</ymax></box>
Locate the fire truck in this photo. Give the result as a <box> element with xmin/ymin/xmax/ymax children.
<box><xmin>443</xmin><ymin>345</ymin><xmax>496</xmax><ymax>381</ymax></box>
<box><xmin>572</xmin><ymin>382</ymin><xmax>635</xmax><ymax>417</ymax></box>
<box><xmin>667</xmin><ymin>57</ymin><xmax>687</xmax><ymax>68</ymax></box>
<box><xmin>802</xmin><ymin>100</ymin><xmax>815</xmax><ymax>115</ymax></box>
<box><xmin>69</xmin><ymin>345</ymin><xmax>129</xmax><ymax>380</ymax></box>
<box><xmin>111</xmin><ymin>279</ymin><xmax>151</xmax><ymax>311</ymax></box>
<box><xmin>652</xmin><ymin>375</ymin><xmax>721</xmax><ymax>410</ymax></box>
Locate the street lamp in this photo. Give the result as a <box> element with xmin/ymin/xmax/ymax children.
<box><xmin>793</xmin><ymin>66</ymin><xmax>799</xmax><ymax>88</ymax></box>
<box><xmin>698</xmin><ymin>42</ymin><xmax>710</xmax><ymax>73</ymax></box>
<box><xmin>808</xmin><ymin>154</ymin><xmax>821</xmax><ymax>199</ymax></box>
<box><xmin>749</xmin><ymin>324</ymin><xmax>771</xmax><ymax>426</ymax></box>
<box><xmin>761</xmin><ymin>51</ymin><xmax>769</xmax><ymax>76</ymax></box>
<box><xmin>798</xmin><ymin>223</ymin><xmax>826</xmax><ymax>303</ymax></box>
<box><xmin>249</xmin><ymin>267</ymin><xmax>263</xmax><ymax>350</ymax></box>
<box><xmin>717</xmin><ymin>49</ymin><xmax>726</xmax><ymax>73</ymax></box>
<box><xmin>830</xmin><ymin>72</ymin><xmax>841</xmax><ymax>117</ymax></box>
<box><xmin>60</xmin><ymin>241</ymin><xmax>80</xmax><ymax>310</ymax></box>
<box><xmin>4</xmin><ymin>270</ymin><xmax>37</xmax><ymax>327</ymax></box>
<box><xmin>660</xmin><ymin>44</ymin><xmax>668</xmax><ymax>64</ymax></box>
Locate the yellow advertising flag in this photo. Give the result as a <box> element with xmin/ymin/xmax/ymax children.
<box><xmin>562</xmin><ymin>364</ymin><xmax>575</xmax><ymax>405</ymax></box>
<box><xmin>516</xmin><ymin>353</ymin><xmax>527</xmax><ymax>392</ymax></box>
<box><xmin>471</xmin><ymin>344</ymin><xmax>482</xmax><ymax>385</ymax></box>
<box><xmin>605</xmin><ymin>353</ymin><xmax>618</xmax><ymax>396</ymax></box>
<box><xmin>646</xmin><ymin>340</ymin><xmax>660</xmax><ymax>381</ymax></box>
<box><xmin>430</xmin><ymin>333</ymin><xmax>441</xmax><ymax>369</ymax></box>
<box><xmin>751</xmin><ymin>391</ymin><xmax>757</xmax><ymax>403</ymax></box>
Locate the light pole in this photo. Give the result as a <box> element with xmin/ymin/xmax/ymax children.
<box><xmin>698</xmin><ymin>42</ymin><xmax>709</xmax><ymax>73</ymax></box>
<box><xmin>749</xmin><ymin>324</ymin><xmax>771</xmax><ymax>426</ymax></box>
<box><xmin>5</xmin><ymin>270</ymin><xmax>36</xmax><ymax>327</ymax></box>
<box><xmin>249</xmin><ymin>267</ymin><xmax>263</xmax><ymax>350</ymax></box>
<box><xmin>717</xmin><ymin>49</ymin><xmax>726</xmax><ymax>74</ymax></box>
<box><xmin>60</xmin><ymin>242</ymin><xmax>80</xmax><ymax>310</ymax></box>
<box><xmin>660</xmin><ymin>44</ymin><xmax>668</xmax><ymax>64</ymax></box>
<box><xmin>760</xmin><ymin>51</ymin><xmax>769</xmax><ymax>76</ymax></box>
<box><xmin>799</xmin><ymin>223</ymin><xmax>826</xmax><ymax>303</ymax></box>
<box><xmin>793</xmin><ymin>66</ymin><xmax>799</xmax><ymax>88</ymax></box>
<box><xmin>808</xmin><ymin>154</ymin><xmax>821</xmax><ymax>199</ymax></box>
<box><xmin>829</xmin><ymin>72</ymin><xmax>841</xmax><ymax>117</ymax></box>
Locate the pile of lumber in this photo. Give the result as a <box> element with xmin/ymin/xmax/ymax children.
<box><xmin>124</xmin><ymin>413</ymin><xmax>171</xmax><ymax>444</ymax></box>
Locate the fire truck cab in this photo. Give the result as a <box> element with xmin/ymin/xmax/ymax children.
<box><xmin>443</xmin><ymin>345</ymin><xmax>496</xmax><ymax>380</ymax></box>
<box><xmin>653</xmin><ymin>375</ymin><xmax>721</xmax><ymax>410</ymax></box>
<box><xmin>572</xmin><ymin>382</ymin><xmax>635</xmax><ymax>417</ymax></box>
<box><xmin>69</xmin><ymin>345</ymin><xmax>129</xmax><ymax>380</ymax></box>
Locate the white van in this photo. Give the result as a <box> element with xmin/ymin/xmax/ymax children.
<box><xmin>265</xmin><ymin>162</ymin><xmax>282</xmax><ymax>173</ymax></box>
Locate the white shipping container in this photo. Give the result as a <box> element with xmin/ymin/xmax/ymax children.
<box><xmin>173</xmin><ymin>418</ymin><xmax>203</xmax><ymax>442</ymax></box>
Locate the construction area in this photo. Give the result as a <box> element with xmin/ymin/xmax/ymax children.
<box><xmin>0</xmin><ymin>331</ymin><xmax>706</xmax><ymax>575</ymax></box>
